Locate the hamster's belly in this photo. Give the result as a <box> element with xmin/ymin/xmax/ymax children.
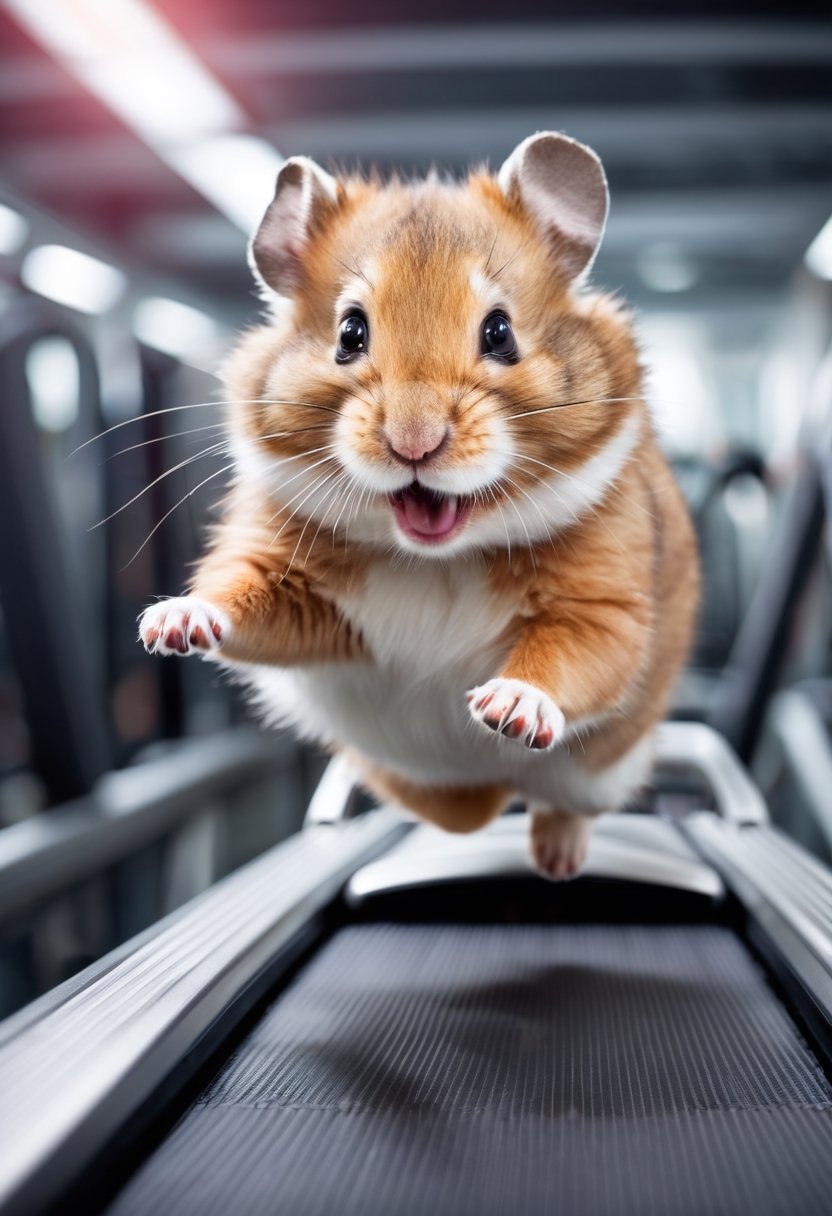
<box><xmin>242</xmin><ymin>557</ymin><xmax>523</xmax><ymax>784</ymax></box>
<box><xmin>236</xmin><ymin>558</ymin><xmax>619</xmax><ymax>802</ymax></box>
<box><xmin>243</xmin><ymin>659</ymin><xmax>589</xmax><ymax>800</ymax></box>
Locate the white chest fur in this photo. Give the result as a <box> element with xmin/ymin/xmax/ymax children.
<box><xmin>342</xmin><ymin>558</ymin><xmax>515</xmax><ymax>675</ymax></box>
<box><xmin>240</xmin><ymin>555</ymin><xmax>650</xmax><ymax>809</ymax></box>
<box><xmin>243</xmin><ymin>557</ymin><xmax>518</xmax><ymax>782</ymax></box>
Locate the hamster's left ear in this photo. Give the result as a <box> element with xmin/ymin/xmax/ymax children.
<box><xmin>249</xmin><ymin>156</ymin><xmax>339</xmax><ymax>297</ymax></box>
<box><xmin>498</xmin><ymin>132</ymin><xmax>609</xmax><ymax>281</ymax></box>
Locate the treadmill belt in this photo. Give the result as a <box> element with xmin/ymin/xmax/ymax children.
<box><xmin>108</xmin><ymin>924</ymin><xmax>832</xmax><ymax>1215</ymax></box>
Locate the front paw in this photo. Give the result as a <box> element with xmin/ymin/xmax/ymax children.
<box><xmin>466</xmin><ymin>678</ymin><xmax>565</xmax><ymax>751</ymax></box>
<box><xmin>139</xmin><ymin>597</ymin><xmax>230</xmax><ymax>657</ymax></box>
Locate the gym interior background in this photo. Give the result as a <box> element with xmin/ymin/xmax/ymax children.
<box><xmin>0</xmin><ymin>0</ymin><xmax>831</xmax><ymax>1016</ymax></box>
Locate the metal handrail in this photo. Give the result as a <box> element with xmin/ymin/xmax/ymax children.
<box><xmin>0</xmin><ymin>727</ymin><xmax>300</xmax><ymax>925</ymax></box>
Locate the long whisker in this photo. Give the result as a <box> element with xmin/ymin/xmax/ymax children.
<box><xmin>262</xmin><ymin>449</ymin><xmax>341</xmax><ymax>526</ymax></box>
<box><xmin>506</xmin><ymin>396</ymin><xmax>644</xmax><ymax>421</ymax></box>
<box><xmin>512</xmin><ymin>450</ymin><xmax>656</xmax><ymax>520</ymax></box>
<box><xmin>108</xmin><ymin>422</ymin><xmax>227</xmax><ymax>461</ymax></box>
<box><xmin>71</xmin><ymin>398</ymin><xmax>340</xmax><ymax>455</ymax></box>
<box><xmin>92</xmin><ymin>439</ymin><xmax>230</xmax><ymax>528</ymax></box>
<box><xmin>499</xmin><ymin>473</ymin><xmax>559</xmax><ymax>546</ymax></box>
<box><xmin>277</xmin><ymin>477</ymin><xmax>341</xmax><ymax>577</ymax></box>
<box><xmin>303</xmin><ymin>471</ymin><xmax>353</xmax><ymax>566</ymax></box>
<box><xmin>330</xmin><ymin>475</ymin><xmax>362</xmax><ymax>545</ymax></box>
<box><xmin>499</xmin><ymin>475</ymin><xmax>539</xmax><ymax>569</ymax></box>
<box><xmin>109</xmin><ymin>420</ymin><xmax>331</xmax><ymax>462</ymax></box>
<box><xmin>270</xmin><ymin>464</ymin><xmax>342</xmax><ymax>556</ymax></box>
<box><xmin>485</xmin><ymin>485</ymin><xmax>511</xmax><ymax>563</ymax></box>
<box><xmin>346</xmin><ymin>481</ymin><xmax>374</xmax><ymax>549</ymax></box>
<box><xmin>121</xmin><ymin>462</ymin><xmax>234</xmax><ymax>570</ymax></box>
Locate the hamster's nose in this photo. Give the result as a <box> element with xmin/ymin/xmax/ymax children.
<box><xmin>385</xmin><ymin>421</ymin><xmax>449</xmax><ymax>465</ymax></box>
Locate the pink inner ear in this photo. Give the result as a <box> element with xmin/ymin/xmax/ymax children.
<box><xmin>250</xmin><ymin>157</ymin><xmax>337</xmax><ymax>295</ymax></box>
<box><xmin>501</xmin><ymin>134</ymin><xmax>609</xmax><ymax>281</ymax></box>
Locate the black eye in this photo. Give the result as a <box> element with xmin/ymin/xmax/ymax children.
<box><xmin>336</xmin><ymin>311</ymin><xmax>368</xmax><ymax>363</ymax></box>
<box><xmin>481</xmin><ymin>311</ymin><xmax>517</xmax><ymax>362</ymax></box>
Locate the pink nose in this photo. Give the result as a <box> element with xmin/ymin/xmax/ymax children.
<box><xmin>385</xmin><ymin>423</ymin><xmax>448</xmax><ymax>464</ymax></box>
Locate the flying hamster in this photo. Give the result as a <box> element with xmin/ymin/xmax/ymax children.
<box><xmin>139</xmin><ymin>131</ymin><xmax>699</xmax><ymax>879</ymax></box>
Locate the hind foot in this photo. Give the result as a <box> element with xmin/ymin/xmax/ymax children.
<box><xmin>530</xmin><ymin>810</ymin><xmax>592</xmax><ymax>880</ymax></box>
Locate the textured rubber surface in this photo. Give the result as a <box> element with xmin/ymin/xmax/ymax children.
<box><xmin>108</xmin><ymin>925</ymin><xmax>832</xmax><ymax>1215</ymax></box>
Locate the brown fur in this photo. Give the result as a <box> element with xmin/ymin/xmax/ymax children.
<box><xmin>171</xmin><ymin>158</ymin><xmax>699</xmax><ymax>837</ymax></box>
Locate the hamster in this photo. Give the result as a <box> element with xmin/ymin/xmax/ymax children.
<box><xmin>139</xmin><ymin>131</ymin><xmax>699</xmax><ymax>879</ymax></box>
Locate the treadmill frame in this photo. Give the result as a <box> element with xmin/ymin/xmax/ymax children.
<box><xmin>0</xmin><ymin>721</ymin><xmax>829</xmax><ymax>1216</ymax></box>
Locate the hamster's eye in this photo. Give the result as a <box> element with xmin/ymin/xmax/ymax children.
<box><xmin>480</xmin><ymin>312</ymin><xmax>517</xmax><ymax>362</ymax></box>
<box><xmin>336</xmin><ymin>311</ymin><xmax>369</xmax><ymax>363</ymax></box>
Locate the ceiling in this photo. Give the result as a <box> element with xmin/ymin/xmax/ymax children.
<box><xmin>0</xmin><ymin>2</ymin><xmax>830</xmax><ymax>330</ymax></box>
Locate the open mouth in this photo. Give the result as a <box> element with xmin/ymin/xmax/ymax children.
<box><xmin>389</xmin><ymin>484</ymin><xmax>472</xmax><ymax>544</ymax></box>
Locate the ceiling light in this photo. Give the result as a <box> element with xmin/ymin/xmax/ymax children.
<box><xmin>26</xmin><ymin>337</ymin><xmax>80</xmax><ymax>433</ymax></box>
<box><xmin>2</xmin><ymin>0</ymin><xmax>243</xmax><ymax>145</ymax></box>
<box><xmin>2</xmin><ymin>0</ymin><xmax>282</xmax><ymax>236</ymax></box>
<box><xmin>0</xmin><ymin>202</ymin><xmax>29</xmax><ymax>255</ymax></box>
<box><xmin>133</xmin><ymin>296</ymin><xmax>223</xmax><ymax>366</ymax></box>
<box><xmin>168</xmin><ymin>135</ymin><xmax>283</xmax><ymax>234</ymax></box>
<box><xmin>21</xmin><ymin>244</ymin><xmax>126</xmax><ymax>314</ymax></box>
<box><xmin>805</xmin><ymin>216</ymin><xmax>832</xmax><ymax>281</ymax></box>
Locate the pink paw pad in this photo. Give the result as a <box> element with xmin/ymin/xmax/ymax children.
<box><xmin>139</xmin><ymin>598</ymin><xmax>229</xmax><ymax>658</ymax></box>
<box><xmin>466</xmin><ymin>678</ymin><xmax>565</xmax><ymax>751</ymax></box>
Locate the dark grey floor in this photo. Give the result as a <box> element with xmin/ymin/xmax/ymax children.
<box><xmin>108</xmin><ymin>924</ymin><xmax>832</xmax><ymax>1215</ymax></box>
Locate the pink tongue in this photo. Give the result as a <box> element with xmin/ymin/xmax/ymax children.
<box><xmin>402</xmin><ymin>489</ymin><xmax>459</xmax><ymax>536</ymax></box>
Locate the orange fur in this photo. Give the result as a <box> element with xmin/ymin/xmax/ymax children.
<box><xmin>144</xmin><ymin>140</ymin><xmax>700</xmax><ymax>871</ymax></box>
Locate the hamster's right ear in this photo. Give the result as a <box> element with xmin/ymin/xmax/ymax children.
<box><xmin>498</xmin><ymin>132</ymin><xmax>609</xmax><ymax>282</ymax></box>
<box><xmin>249</xmin><ymin>156</ymin><xmax>339</xmax><ymax>296</ymax></box>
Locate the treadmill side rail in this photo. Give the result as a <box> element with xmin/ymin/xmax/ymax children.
<box><xmin>0</xmin><ymin>809</ymin><xmax>406</xmax><ymax>1216</ymax></box>
<box><xmin>654</xmin><ymin>720</ymin><xmax>769</xmax><ymax>824</ymax></box>
<box><xmin>687</xmin><ymin>815</ymin><xmax>832</xmax><ymax>1064</ymax></box>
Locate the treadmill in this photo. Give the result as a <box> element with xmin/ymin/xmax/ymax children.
<box><xmin>1</xmin><ymin>720</ymin><xmax>832</xmax><ymax>1216</ymax></box>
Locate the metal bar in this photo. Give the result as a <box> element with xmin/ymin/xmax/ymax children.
<box><xmin>652</xmin><ymin>721</ymin><xmax>768</xmax><ymax>825</ymax></box>
<box><xmin>0</xmin><ymin>806</ymin><xmax>405</xmax><ymax>1216</ymax></box>
<box><xmin>764</xmin><ymin>688</ymin><xmax>832</xmax><ymax>855</ymax></box>
<box><xmin>707</xmin><ymin>460</ymin><xmax>826</xmax><ymax>763</ymax></box>
<box><xmin>0</xmin><ymin>727</ymin><xmax>299</xmax><ymax>924</ymax></box>
<box><xmin>304</xmin><ymin>751</ymin><xmax>363</xmax><ymax>826</ymax></box>
<box><xmin>685</xmin><ymin>815</ymin><xmax>832</xmax><ymax>1065</ymax></box>
<box><xmin>211</xmin><ymin>22</ymin><xmax>832</xmax><ymax>76</ymax></box>
<box><xmin>0</xmin><ymin>300</ymin><xmax>112</xmax><ymax>801</ymax></box>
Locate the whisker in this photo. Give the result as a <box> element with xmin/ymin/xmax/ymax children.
<box><xmin>107</xmin><ymin>422</ymin><xmax>227</xmax><ymax>461</ymax></box>
<box><xmin>331</xmin><ymin>476</ymin><xmax>362</xmax><ymax>545</ymax></box>
<box><xmin>121</xmin><ymin>462</ymin><xmax>234</xmax><ymax>570</ymax></box>
<box><xmin>500</xmin><ymin>475</ymin><xmax>539</xmax><ymax>570</ymax></box>
<box><xmin>270</xmin><ymin>465</ymin><xmax>342</xmax><ymax>557</ymax></box>
<box><xmin>485</xmin><ymin>485</ymin><xmax>511</xmax><ymax>563</ymax></box>
<box><xmin>506</xmin><ymin>396</ymin><xmax>644</xmax><ymax>421</ymax></box>
<box><xmin>490</xmin><ymin>237</ymin><xmax>529</xmax><ymax>279</ymax></box>
<box><xmin>500</xmin><ymin>473</ymin><xmax>558</xmax><ymax>546</ymax></box>
<box><xmin>303</xmin><ymin>471</ymin><xmax>352</xmax><ymax>565</ymax></box>
<box><xmin>71</xmin><ymin>397</ymin><xmax>340</xmax><ymax>455</ymax></box>
<box><xmin>512</xmin><ymin>450</ymin><xmax>655</xmax><ymax>521</ymax></box>
<box><xmin>262</xmin><ymin>449</ymin><xmax>341</xmax><ymax>526</ymax></box>
<box><xmin>92</xmin><ymin>439</ymin><xmax>229</xmax><ymax>529</ymax></box>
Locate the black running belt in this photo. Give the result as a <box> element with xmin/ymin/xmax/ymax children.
<box><xmin>107</xmin><ymin>925</ymin><xmax>832</xmax><ymax>1216</ymax></box>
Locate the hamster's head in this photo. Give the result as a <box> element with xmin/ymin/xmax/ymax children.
<box><xmin>228</xmin><ymin>131</ymin><xmax>643</xmax><ymax>560</ymax></box>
